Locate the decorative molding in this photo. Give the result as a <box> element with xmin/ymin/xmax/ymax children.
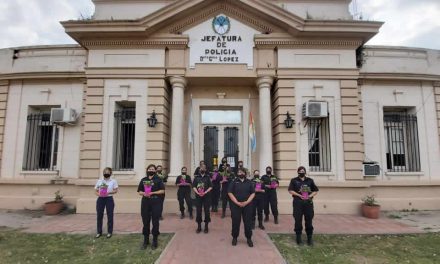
<box><xmin>255</xmin><ymin>39</ymin><xmax>363</xmax><ymax>47</ymax></box>
<box><xmin>82</xmin><ymin>39</ymin><xmax>188</xmax><ymax>48</ymax></box>
<box><xmin>167</xmin><ymin>2</ymin><xmax>275</xmax><ymax>34</ymax></box>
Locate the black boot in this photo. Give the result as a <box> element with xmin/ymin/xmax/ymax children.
<box><xmin>274</xmin><ymin>215</ymin><xmax>279</xmax><ymax>225</ymax></box>
<box><xmin>141</xmin><ymin>235</ymin><xmax>149</xmax><ymax>250</ymax></box>
<box><xmin>296</xmin><ymin>234</ymin><xmax>303</xmax><ymax>246</ymax></box>
<box><xmin>196</xmin><ymin>223</ymin><xmax>202</xmax><ymax>233</ymax></box>
<box><xmin>307</xmin><ymin>235</ymin><xmax>314</xmax><ymax>246</ymax></box>
<box><xmin>189</xmin><ymin>212</ymin><xmax>193</xmax><ymax>220</ymax></box>
<box><xmin>152</xmin><ymin>236</ymin><xmax>158</xmax><ymax>249</ymax></box>
<box><xmin>204</xmin><ymin>223</ymin><xmax>209</xmax><ymax>233</ymax></box>
<box><xmin>221</xmin><ymin>210</ymin><xmax>226</xmax><ymax>218</ymax></box>
<box><xmin>247</xmin><ymin>238</ymin><xmax>254</xmax><ymax>247</ymax></box>
<box><xmin>180</xmin><ymin>212</ymin><xmax>185</xmax><ymax>219</ymax></box>
<box><xmin>258</xmin><ymin>223</ymin><xmax>265</xmax><ymax>230</ymax></box>
<box><xmin>264</xmin><ymin>215</ymin><xmax>269</xmax><ymax>222</ymax></box>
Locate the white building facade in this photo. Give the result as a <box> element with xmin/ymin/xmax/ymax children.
<box><xmin>0</xmin><ymin>0</ymin><xmax>439</xmax><ymax>214</ymax></box>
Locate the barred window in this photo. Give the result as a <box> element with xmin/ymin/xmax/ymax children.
<box><xmin>113</xmin><ymin>106</ymin><xmax>136</xmax><ymax>171</ymax></box>
<box><xmin>308</xmin><ymin>118</ymin><xmax>331</xmax><ymax>172</ymax></box>
<box><xmin>23</xmin><ymin>112</ymin><xmax>59</xmax><ymax>171</ymax></box>
<box><xmin>384</xmin><ymin>111</ymin><xmax>420</xmax><ymax>172</ymax></box>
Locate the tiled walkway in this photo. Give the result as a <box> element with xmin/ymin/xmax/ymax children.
<box><xmin>2</xmin><ymin>211</ymin><xmax>424</xmax><ymax>264</ymax></box>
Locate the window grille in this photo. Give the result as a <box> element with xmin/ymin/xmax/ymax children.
<box><xmin>384</xmin><ymin>112</ymin><xmax>420</xmax><ymax>172</ymax></box>
<box><xmin>23</xmin><ymin>113</ymin><xmax>59</xmax><ymax>171</ymax></box>
<box><xmin>308</xmin><ymin>118</ymin><xmax>331</xmax><ymax>172</ymax></box>
<box><xmin>113</xmin><ymin>108</ymin><xmax>136</xmax><ymax>170</ymax></box>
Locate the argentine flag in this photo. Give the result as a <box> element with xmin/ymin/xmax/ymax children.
<box><xmin>249</xmin><ymin>112</ymin><xmax>256</xmax><ymax>152</ymax></box>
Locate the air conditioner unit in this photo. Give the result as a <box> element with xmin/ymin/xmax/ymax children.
<box><xmin>363</xmin><ymin>162</ymin><xmax>380</xmax><ymax>177</ymax></box>
<box><xmin>302</xmin><ymin>101</ymin><xmax>328</xmax><ymax>119</ymax></box>
<box><xmin>50</xmin><ymin>108</ymin><xmax>77</xmax><ymax>124</ymax></box>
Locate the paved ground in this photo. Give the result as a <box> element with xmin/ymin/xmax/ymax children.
<box><xmin>0</xmin><ymin>209</ymin><xmax>434</xmax><ymax>264</ymax></box>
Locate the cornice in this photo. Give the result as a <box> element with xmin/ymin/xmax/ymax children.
<box><xmin>255</xmin><ymin>39</ymin><xmax>363</xmax><ymax>48</ymax></box>
<box><xmin>0</xmin><ymin>72</ymin><xmax>86</xmax><ymax>81</ymax></box>
<box><xmin>82</xmin><ymin>39</ymin><xmax>188</xmax><ymax>48</ymax></box>
<box><xmin>359</xmin><ymin>72</ymin><xmax>440</xmax><ymax>82</ymax></box>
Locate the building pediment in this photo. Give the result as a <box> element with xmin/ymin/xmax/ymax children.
<box><xmin>62</xmin><ymin>0</ymin><xmax>382</xmax><ymax>49</ymax></box>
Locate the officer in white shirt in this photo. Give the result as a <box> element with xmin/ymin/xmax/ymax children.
<box><xmin>94</xmin><ymin>167</ymin><xmax>118</xmax><ymax>238</ymax></box>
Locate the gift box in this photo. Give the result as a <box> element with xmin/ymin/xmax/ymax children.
<box><xmin>255</xmin><ymin>183</ymin><xmax>262</xmax><ymax>190</ymax></box>
<box><xmin>301</xmin><ymin>192</ymin><xmax>309</xmax><ymax>200</ymax></box>
<box><xmin>99</xmin><ymin>187</ymin><xmax>108</xmax><ymax>197</ymax></box>
<box><xmin>197</xmin><ymin>188</ymin><xmax>205</xmax><ymax>195</ymax></box>
<box><xmin>270</xmin><ymin>182</ymin><xmax>278</xmax><ymax>189</ymax></box>
<box><xmin>144</xmin><ymin>185</ymin><xmax>152</xmax><ymax>194</ymax></box>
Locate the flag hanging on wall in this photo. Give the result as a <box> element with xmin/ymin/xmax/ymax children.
<box><xmin>249</xmin><ymin>112</ymin><xmax>256</xmax><ymax>152</ymax></box>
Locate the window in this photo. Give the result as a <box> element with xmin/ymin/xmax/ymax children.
<box><xmin>23</xmin><ymin>111</ymin><xmax>59</xmax><ymax>171</ymax></box>
<box><xmin>308</xmin><ymin>118</ymin><xmax>331</xmax><ymax>172</ymax></box>
<box><xmin>201</xmin><ymin>110</ymin><xmax>241</xmax><ymax>124</ymax></box>
<box><xmin>113</xmin><ymin>105</ymin><xmax>136</xmax><ymax>170</ymax></box>
<box><xmin>384</xmin><ymin>111</ymin><xmax>420</xmax><ymax>172</ymax></box>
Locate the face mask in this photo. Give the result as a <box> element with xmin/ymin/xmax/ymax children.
<box><xmin>238</xmin><ymin>174</ymin><xmax>245</xmax><ymax>179</ymax></box>
<box><xmin>182</xmin><ymin>172</ymin><xmax>187</xmax><ymax>175</ymax></box>
<box><xmin>103</xmin><ymin>173</ymin><xmax>111</xmax><ymax>178</ymax></box>
<box><xmin>222</xmin><ymin>160</ymin><xmax>227</xmax><ymax>164</ymax></box>
<box><xmin>254</xmin><ymin>174</ymin><xmax>259</xmax><ymax>178</ymax></box>
<box><xmin>147</xmin><ymin>171</ymin><xmax>155</xmax><ymax>176</ymax></box>
<box><xmin>266</xmin><ymin>170</ymin><xmax>272</xmax><ymax>175</ymax></box>
<box><xmin>200</xmin><ymin>170</ymin><xmax>206</xmax><ymax>174</ymax></box>
<box><xmin>299</xmin><ymin>173</ymin><xmax>306</xmax><ymax>178</ymax></box>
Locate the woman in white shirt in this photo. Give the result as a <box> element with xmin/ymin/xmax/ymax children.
<box><xmin>95</xmin><ymin>167</ymin><xmax>118</xmax><ymax>238</ymax></box>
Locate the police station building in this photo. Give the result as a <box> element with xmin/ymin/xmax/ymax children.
<box><xmin>0</xmin><ymin>0</ymin><xmax>439</xmax><ymax>214</ymax></box>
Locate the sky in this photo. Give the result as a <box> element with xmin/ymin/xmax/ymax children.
<box><xmin>0</xmin><ymin>0</ymin><xmax>439</xmax><ymax>50</ymax></box>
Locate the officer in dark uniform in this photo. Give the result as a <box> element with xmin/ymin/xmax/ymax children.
<box><xmin>228</xmin><ymin>168</ymin><xmax>255</xmax><ymax>247</ymax></box>
<box><xmin>288</xmin><ymin>166</ymin><xmax>319</xmax><ymax>246</ymax></box>
<box><xmin>137</xmin><ymin>164</ymin><xmax>165</xmax><ymax>250</ymax></box>
<box><xmin>156</xmin><ymin>165</ymin><xmax>168</xmax><ymax>220</ymax></box>
<box><xmin>251</xmin><ymin>170</ymin><xmax>265</xmax><ymax>230</ymax></box>
<box><xmin>175</xmin><ymin>166</ymin><xmax>193</xmax><ymax>219</ymax></box>
<box><xmin>261</xmin><ymin>166</ymin><xmax>279</xmax><ymax>224</ymax></box>
<box><xmin>193</xmin><ymin>160</ymin><xmax>206</xmax><ymax>176</ymax></box>
<box><xmin>210</xmin><ymin>167</ymin><xmax>221</xmax><ymax>212</ymax></box>
<box><xmin>193</xmin><ymin>164</ymin><xmax>213</xmax><ymax>233</ymax></box>
<box><xmin>220</xmin><ymin>164</ymin><xmax>234</xmax><ymax>218</ymax></box>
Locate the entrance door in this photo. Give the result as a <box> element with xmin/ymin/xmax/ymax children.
<box><xmin>201</xmin><ymin>110</ymin><xmax>242</xmax><ymax>172</ymax></box>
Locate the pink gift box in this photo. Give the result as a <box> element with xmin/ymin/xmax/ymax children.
<box><xmin>99</xmin><ymin>188</ymin><xmax>108</xmax><ymax>197</ymax></box>
<box><xmin>302</xmin><ymin>192</ymin><xmax>309</xmax><ymax>200</ymax></box>
<box><xmin>144</xmin><ymin>185</ymin><xmax>152</xmax><ymax>194</ymax></box>
<box><xmin>180</xmin><ymin>178</ymin><xmax>186</xmax><ymax>185</ymax></box>
<box><xmin>198</xmin><ymin>188</ymin><xmax>205</xmax><ymax>195</ymax></box>
<box><xmin>256</xmin><ymin>183</ymin><xmax>262</xmax><ymax>190</ymax></box>
<box><xmin>270</xmin><ymin>182</ymin><xmax>278</xmax><ymax>189</ymax></box>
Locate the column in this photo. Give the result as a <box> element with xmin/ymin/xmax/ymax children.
<box><xmin>169</xmin><ymin>76</ymin><xmax>187</xmax><ymax>177</ymax></box>
<box><xmin>257</xmin><ymin>76</ymin><xmax>274</xmax><ymax>173</ymax></box>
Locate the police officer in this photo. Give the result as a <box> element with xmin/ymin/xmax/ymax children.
<box><xmin>288</xmin><ymin>166</ymin><xmax>319</xmax><ymax>246</ymax></box>
<box><xmin>156</xmin><ymin>165</ymin><xmax>168</xmax><ymax>220</ymax></box>
<box><xmin>251</xmin><ymin>170</ymin><xmax>265</xmax><ymax>230</ymax></box>
<box><xmin>94</xmin><ymin>167</ymin><xmax>118</xmax><ymax>238</ymax></box>
<box><xmin>220</xmin><ymin>164</ymin><xmax>234</xmax><ymax>218</ymax></box>
<box><xmin>193</xmin><ymin>164</ymin><xmax>213</xmax><ymax>233</ymax></box>
<box><xmin>228</xmin><ymin>168</ymin><xmax>255</xmax><ymax>247</ymax></box>
<box><xmin>210</xmin><ymin>167</ymin><xmax>221</xmax><ymax>212</ymax></box>
<box><xmin>236</xmin><ymin>160</ymin><xmax>249</xmax><ymax>177</ymax></box>
<box><xmin>138</xmin><ymin>164</ymin><xmax>165</xmax><ymax>249</ymax></box>
<box><xmin>175</xmin><ymin>166</ymin><xmax>193</xmax><ymax>219</ymax></box>
<box><xmin>261</xmin><ymin>166</ymin><xmax>279</xmax><ymax>224</ymax></box>
<box><xmin>193</xmin><ymin>160</ymin><xmax>205</xmax><ymax>176</ymax></box>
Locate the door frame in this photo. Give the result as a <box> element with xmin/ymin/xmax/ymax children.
<box><xmin>192</xmin><ymin>99</ymin><xmax>250</xmax><ymax>174</ymax></box>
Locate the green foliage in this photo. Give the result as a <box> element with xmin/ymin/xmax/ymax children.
<box><xmin>270</xmin><ymin>233</ymin><xmax>440</xmax><ymax>264</ymax></box>
<box><xmin>362</xmin><ymin>195</ymin><xmax>378</xmax><ymax>206</ymax></box>
<box><xmin>54</xmin><ymin>190</ymin><xmax>63</xmax><ymax>202</ymax></box>
<box><xmin>0</xmin><ymin>229</ymin><xmax>173</xmax><ymax>264</ymax></box>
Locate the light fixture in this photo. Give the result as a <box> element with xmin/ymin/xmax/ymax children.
<box><xmin>147</xmin><ymin>111</ymin><xmax>157</xmax><ymax>127</ymax></box>
<box><xmin>284</xmin><ymin>111</ymin><xmax>295</xmax><ymax>128</ymax></box>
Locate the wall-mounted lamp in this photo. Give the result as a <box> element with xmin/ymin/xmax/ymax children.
<box><xmin>284</xmin><ymin>111</ymin><xmax>295</xmax><ymax>128</ymax></box>
<box><xmin>147</xmin><ymin>111</ymin><xmax>157</xmax><ymax>127</ymax></box>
